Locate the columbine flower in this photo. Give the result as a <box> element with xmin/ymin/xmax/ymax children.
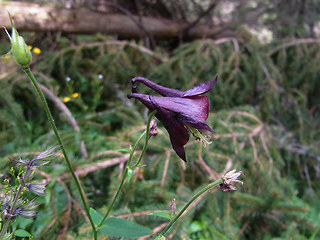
<box><xmin>4</xmin><ymin>14</ymin><xmax>32</xmax><ymax>68</ymax></box>
<box><xmin>25</xmin><ymin>184</ymin><xmax>47</xmax><ymax>196</ymax></box>
<box><xmin>127</xmin><ymin>76</ymin><xmax>218</xmax><ymax>161</ymax></box>
<box><xmin>220</xmin><ymin>169</ymin><xmax>244</xmax><ymax>192</ymax></box>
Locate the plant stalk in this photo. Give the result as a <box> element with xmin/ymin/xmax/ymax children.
<box><xmin>23</xmin><ymin>68</ymin><xmax>97</xmax><ymax>240</ymax></box>
<box><xmin>98</xmin><ymin>110</ymin><xmax>157</xmax><ymax>227</ymax></box>
<box><xmin>156</xmin><ymin>179</ymin><xmax>223</xmax><ymax>239</ymax></box>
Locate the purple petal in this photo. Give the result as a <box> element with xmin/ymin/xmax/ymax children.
<box><xmin>128</xmin><ymin>93</ymin><xmax>156</xmax><ymax>111</ymax></box>
<box><xmin>132</xmin><ymin>77</ymin><xmax>184</xmax><ymax>97</ymax></box>
<box><xmin>178</xmin><ymin>117</ymin><xmax>214</xmax><ymax>133</ymax></box>
<box><xmin>155</xmin><ymin>107</ymin><xmax>189</xmax><ymax>162</ymax></box>
<box><xmin>127</xmin><ymin>92</ymin><xmax>189</xmax><ymax>161</ymax></box>
<box><xmin>182</xmin><ymin>75</ymin><xmax>218</xmax><ymax>97</ymax></box>
<box><xmin>151</xmin><ymin>96</ymin><xmax>209</xmax><ymax>123</ymax></box>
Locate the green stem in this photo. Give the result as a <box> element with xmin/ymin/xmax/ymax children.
<box><xmin>98</xmin><ymin>110</ymin><xmax>157</xmax><ymax>227</ymax></box>
<box><xmin>24</xmin><ymin>68</ymin><xmax>97</xmax><ymax>240</ymax></box>
<box><xmin>157</xmin><ymin>179</ymin><xmax>223</xmax><ymax>239</ymax></box>
<box><xmin>134</xmin><ymin>110</ymin><xmax>157</xmax><ymax>167</ymax></box>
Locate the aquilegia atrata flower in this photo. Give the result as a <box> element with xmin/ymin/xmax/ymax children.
<box><xmin>128</xmin><ymin>75</ymin><xmax>218</xmax><ymax>161</ymax></box>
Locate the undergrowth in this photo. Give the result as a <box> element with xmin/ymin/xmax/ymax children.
<box><xmin>0</xmin><ymin>34</ymin><xmax>319</xmax><ymax>239</ymax></box>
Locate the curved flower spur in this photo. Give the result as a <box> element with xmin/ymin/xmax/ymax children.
<box><xmin>127</xmin><ymin>75</ymin><xmax>218</xmax><ymax>161</ymax></box>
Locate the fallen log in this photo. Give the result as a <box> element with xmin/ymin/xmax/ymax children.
<box><xmin>0</xmin><ymin>1</ymin><xmax>234</xmax><ymax>40</ymax></box>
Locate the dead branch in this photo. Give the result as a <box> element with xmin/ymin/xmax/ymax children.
<box><xmin>0</xmin><ymin>1</ymin><xmax>233</xmax><ymax>40</ymax></box>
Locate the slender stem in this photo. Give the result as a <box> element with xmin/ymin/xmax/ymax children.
<box><xmin>156</xmin><ymin>179</ymin><xmax>223</xmax><ymax>239</ymax></box>
<box><xmin>98</xmin><ymin>110</ymin><xmax>157</xmax><ymax>227</ymax></box>
<box><xmin>134</xmin><ymin>110</ymin><xmax>157</xmax><ymax>167</ymax></box>
<box><xmin>23</xmin><ymin>68</ymin><xmax>97</xmax><ymax>240</ymax></box>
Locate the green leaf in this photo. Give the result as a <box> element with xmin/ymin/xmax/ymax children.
<box><xmin>90</xmin><ymin>208</ymin><xmax>103</xmax><ymax>225</ymax></box>
<box><xmin>99</xmin><ymin>217</ymin><xmax>153</xmax><ymax>238</ymax></box>
<box><xmin>148</xmin><ymin>212</ymin><xmax>171</xmax><ymax>219</ymax></box>
<box><xmin>188</xmin><ymin>220</ymin><xmax>205</xmax><ymax>234</ymax></box>
<box><xmin>15</xmin><ymin>229</ymin><xmax>32</xmax><ymax>237</ymax></box>
<box><xmin>114</xmin><ymin>148</ymin><xmax>130</xmax><ymax>153</ymax></box>
<box><xmin>136</xmin><ymin>164</ymin><xmax>147</xmax><ymax>168</ymax></box>
<box><xmin>127</xmin><ymin>167</ymin><xmax>134</xmax><ymax>182</ymax></box>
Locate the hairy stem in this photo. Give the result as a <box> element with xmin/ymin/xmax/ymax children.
<box><xmin>24</xmin><ymin>68</ymin><xmax>97</xmax><ymax>240</ymax></box>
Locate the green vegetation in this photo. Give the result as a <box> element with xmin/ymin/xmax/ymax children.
<box><xmin>0</xmin><ymin>32</ymin><xmax>319</xmax><ymax>239</ymax></box>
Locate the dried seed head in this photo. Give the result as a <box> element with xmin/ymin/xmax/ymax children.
<box><xmin>149</xmin><ymin>119</ymin><xmax>158</xmax><ymax>138</ymax></box>
<box><xmin>220</xmin><ymin>169</ymin><xmax>244</xmax><ymax>192</ymax></box>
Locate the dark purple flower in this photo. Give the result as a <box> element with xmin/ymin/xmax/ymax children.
<box><xmin>128</xmin><ymin>76</ymin><xmax>218</xmax><ymax>161</ymax></box>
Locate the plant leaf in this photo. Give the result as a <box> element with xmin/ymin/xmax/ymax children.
<box><xmin>99</xmin><ymin>217</ymin><xmax>153</xmax><ymax>238</ymax></box>
<box><xmin>15</xmin><ymin>229</ymin><xmax>31</xmax><ymax>237</ymax></box>
<box><xmin>90</xmin><ymin>208</ymin><xmax>103</xmax><ymax>225</ymax></box>
<box><xmin>149</xmin><ymin>212</ymin><xmax>171</xmax><ymax>219</ymax></box>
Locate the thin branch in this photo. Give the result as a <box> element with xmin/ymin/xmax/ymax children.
<box><xmin>35</xmin><ymin>73</ymin><xmax>88</xmax><ymax>158</ymax></box>
<box><xmin>181</xmin><ymin>1</ymin><xmax>218</xmax><ymax>40</ymax></box>
<box><xmin>105</xmin><ymin>1</ymin><xmax>156</xmax><ymax>48</ymax></box>
<box><xmin>267</xmin><ymin>38</ymin><xmax>320</xmax><ymax>56</ymax></box>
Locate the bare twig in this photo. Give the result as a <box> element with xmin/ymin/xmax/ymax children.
<box><xmin>35</xmin><ymin>73</ymin><xmax>88</xmax><ymax>158</ymax></box>
<box><xmin>105</xmin><ymin>1</ymin><xmax>156</xmax><ymax>48</ymax></box>
<box><xmin>181</xmin><ymin>1</ymin><xmax>218</xmax><ymax>41</ymax></box>
<box><xmin>161</xmin><ymin>150</ymin><xmax>171</xmax><ymax>186</ymax></box>
<box><xmin>267</xmin><ymin>38</ymin><xmax>320</xmax><ymax>56</ymax></box>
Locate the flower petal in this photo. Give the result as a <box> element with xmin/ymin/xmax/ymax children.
<box><xmin>156</xmin><ymin>108</ymin><xmax>189</xmax><ymax>161</ymax></box>
<box><xmin>127</xmin><ymin>93</ymin><xmax>189</xmax><ymax>161</ymax></box>
<box><xmin>182</xmin><ymin>75</ymin><xmax>218</xmax><ymax>97</ymax></box>
<box><xmin>151</xmin><ymin>96</ymin><xmax>209</xmax><ymax>123</ymax></box>
<box><xmin>131</xmin><ymin>77</ymin><xmax>184</xmax><ymax>97</ymax></box>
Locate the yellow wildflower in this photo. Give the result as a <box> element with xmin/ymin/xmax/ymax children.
<box><xmin>71</xmin><ymin>92</ymin><xmax>79</xmax><ymax>98</ymax></box>
<box><xmin>28</xmin><ymin>45</ymin><xmax>32</xmax><ymax>50</ymax></box>
<box><xmin>32</xmin><ymin>47</ymin><xmax>41</xmax><ymax>55</ymax></box>
<box><xmin>63</xmin><ymin>97</ymin><xmax>70</xmax><ymax>103</ymax></box>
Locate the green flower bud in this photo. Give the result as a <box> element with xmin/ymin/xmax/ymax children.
<box><xmin>5</xmin><ymin>14</ymin><xmax>32</xmax><ymax>68</ymax></box>
<box><xmin>127</xmin><ymin>167</ymin><xmax>134</xmax><ymax>182</ymax></box>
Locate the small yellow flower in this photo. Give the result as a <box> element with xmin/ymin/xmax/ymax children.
<box><xmin>63</xmin><ymin>97</ymin><xmax>70</xmax><ymax>103</ymax></box>
<box><xmin>28</xmin><ymin>45</ymin><xmax>33</xmax><ymax>50</ymax></box>
<box><xmin>71</xmin><ymin>92</ymin><xmax>79</xmax><ymax>98</ymax></box>
<box><xmin>32</xmin><ymin>47</ymin><xmax>41</xmax><ymax>55</ymax></box>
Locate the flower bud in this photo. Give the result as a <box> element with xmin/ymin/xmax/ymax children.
<box><xmin>5</xmin><ymin>14</ymin><xmax>32</xmax><ymax>68</ymax></box>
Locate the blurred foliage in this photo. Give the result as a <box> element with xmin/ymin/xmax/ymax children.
<box><xmin>0</xmin><ymin>30</ymin><xmax>319</xmax><ymax>240</ymax></box>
